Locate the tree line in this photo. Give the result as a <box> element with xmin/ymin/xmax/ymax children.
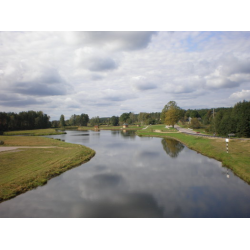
<box><xmin>51</xmin><ymin>114</ymin><xmax>90</xmax><ymax>128</ymax></box>
<box><xmin>1</xmin><ymin>100</ymin><xmax>249</xmax><ymax>137</ymax></box>
<box><xmin>161</xmin><ymin>100</ymin><xmax>250</xmax><ymax>138</ymax></box>
<box><xmin>0</xmin><ymin>111</ymin><xmax>50</xmax><ymax>133</ymax></box>
<box><xmin>92</xmin><ymin>112</ymin><xmax>161</xmax><ymax>126</ymax></box>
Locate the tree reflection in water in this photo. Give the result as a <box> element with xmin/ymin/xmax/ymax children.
<box><xmin>120</xmin><ymin>130</ymin><xmax>136</xmax><ymax>139</ymax></box>
<box><xmin>161</xmin><ymin>138</ymin><xmax>184</xmax><ymax>158</ymax></box>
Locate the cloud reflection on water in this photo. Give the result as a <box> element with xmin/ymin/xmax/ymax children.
<box><xmin>1</xmin><ymin>130</ymin><xmax>250</xmax><ymax>218</ymax></box>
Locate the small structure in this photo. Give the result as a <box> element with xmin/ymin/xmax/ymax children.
<box><xmin>123</xmin><ymin>123</ymin><xmax>128</xmax><ymax>128</ymax></box>
<box><xmin>94</xmin><ymin>125</ymin><xmax>99</xmax><ymax>130</ymax></box>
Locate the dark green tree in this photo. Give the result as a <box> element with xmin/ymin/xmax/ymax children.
<box><xmin>60</xmin><ymin>114</ymin><xmax>65</xmax><ymax>127</ymax></box>
<box><xmin>232</xmin><ymin>100</ymin><xmax>250</xmax><ymax>137</ymax></box>
<box><xmin>119</xmin><ymin>112</ymin><xmax>130</xmax><ymax>124</ymax></box>
<box><xmin>110</xmin><ymin>116</ymin><xmax>119</xmax><ymax>126</ymax></box>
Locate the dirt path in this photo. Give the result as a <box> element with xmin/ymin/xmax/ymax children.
<box><xmin>0</xmin><ymin>146</ymin><xmax>57</xmax><ymax>153</ymax></box>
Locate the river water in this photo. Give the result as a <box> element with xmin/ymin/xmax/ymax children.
<box><xmin>0</xmin><ymin>129</ymin><xmax>250</xmax><ymax>218</ymax></box>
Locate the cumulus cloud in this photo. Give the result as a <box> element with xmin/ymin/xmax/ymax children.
<box><xmin>132</xmin><ymin>76</ymin><xmax>157</xmax><ymax>91</ymax></box>
<box><xmin>1</xmin><ymin>31</ymin><xmax>250</xmax><ymax>118</ymax></box>
<box><xmin>14</xmin><ymin>82</ymin><xmax>68</xmax><ymax>96</ymax></box>
<box><xmin>0</xmin><ymin>93</ymin><xmax>45</xmax><ymax>107</ymax></box>
<box><xmin>74</xmin><ymin>48</ymin><xmax>118</xmax><ymax>72</ymax></box>
<box><xmin>164</xmin><ymin>76</ymin><xmax>205</xmax><ymax>94</ymax></box>
<box><xmin>205</xmin><ymin>76</ymin><xmax>239</xmax><ymax>89</ymax></box>
<box><xmin>101</xmin><ymin>89</ymin><xmax>136</xmax><ymax>102</ymax></box>
<box><xmin>228</xmin><ymin>73</ymin><xmax>250</xmax><ymax>83</ymax></box>
<box><xmin>3</xmin><ymin>65</ymin><xmax>71</xmax><ymax>96</ymax></box>
<box><xmin>0</xmin><ymin>98</ymin><xmax>43</xmax><ymax>107</ymax></box>
<box><xmin>201</xmin><ymin>55</ymin><xmax>250</xmax><ymax>89</ymax></box>
<box><xmin>91</xmin><ymin>74</ymin><xmax>104</xmax><ymax>81</ymax></box>
<box><xmin>64</xmin><ymin>31</ymin><xmax>157</xmax><ymax>51</ymax></box>
<box><xmin>229</xmin><ymin>90</ymin><xmax>250</xmax><ymax>100</ymax></box>
<box><xmin>216</xmin><ymin>54</ymin><xmax>250</xmax><ymax>76</ymax></box>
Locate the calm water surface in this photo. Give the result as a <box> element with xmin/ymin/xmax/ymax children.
<box><xmin>1</xmin><ymin>129</ymin><xmax>250</xmax><ymax>218</ymax></box>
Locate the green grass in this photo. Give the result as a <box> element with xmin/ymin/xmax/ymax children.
<box><xmin>0</xmin><ymin>136</ymin><xmax>95</xmax><ymax>202</ymax></box>
<box><xmin>177</xmin><ymin>123</ymin><xmax>213</xmax><ymax>135</ymax></box>
<box><xmin>145</xmin><ymin>124</ymin><xmax>177</xmax><ymax>132</ymax></box>
<box><xmin>3</xmin><ymin>128</ymin><xmax>66</xmax><ymax>136</ymax></box>
<box><xmin>78</xmin><ymin>125</ymin><xmax>142</xmax><ymax>130</ymax></box>
<box><xmin>137</xmin><ymin>125</ymin><xmax>250</xmax><ymax>184</ymax></box>
<box><xmin>58</xmin><ymin>126</ymin><xmax>79</xmax><ymax>130</ymax></box>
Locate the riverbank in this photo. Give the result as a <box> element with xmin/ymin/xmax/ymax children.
<box><xmin>136</xmin><ymin>125</ymin><xmax>250</xmax><ymax>184</ymax></box>
<box><xmin>78</xmin><ymin>125</ymin><xmax>142</xmax><ymax>130</ymax></box>
<box><xmin>0</xmin><ymin>136</ymin><xmax>95</xmax><ymax>202</ymax></box>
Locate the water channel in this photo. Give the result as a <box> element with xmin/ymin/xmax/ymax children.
<box><xmin>1</xmin><ymin>129</ymin><xmax>250</xmax><ymax>218</ymax></box>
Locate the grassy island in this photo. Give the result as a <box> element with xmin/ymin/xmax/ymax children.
<box><xmin>0</xmin><ymin>136</ymin><xmax>95</xmax><ymax>202</ymax></box>
<box><xmin>136</xmin><ymin>125</ymin><xmax>250</xmax><ymax>184</ymax></box>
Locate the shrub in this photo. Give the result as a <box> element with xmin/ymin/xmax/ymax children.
<box><xmin>190</xmin><ymin>118</ymin><xmax>201</xmax><ymax>129</ymax></box>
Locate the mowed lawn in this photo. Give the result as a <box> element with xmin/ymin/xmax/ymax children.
<box><xmin>0</xmin><ymin>136</ymin><xmax>95</xmax><ymax>201</ymax></box>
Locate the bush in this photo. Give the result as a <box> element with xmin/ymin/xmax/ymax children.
<box><xmin>0</xmin><ymin>140</ymin><xmax>4</xmax><ymax>145</ymax></box>
<box><xmin>190</xmin><ymin>118</ymin><xmax>201</xmax><ymax>129</ymax></box>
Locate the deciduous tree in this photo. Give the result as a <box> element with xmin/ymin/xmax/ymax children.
<box><xmin>163</xmin><ymin>101</ymin><xmax>181</xmax><ymax>128</ymax></box>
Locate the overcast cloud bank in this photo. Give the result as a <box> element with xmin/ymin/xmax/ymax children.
<box><xmin>0</xmin><ymin>31</ymin><xmax>250</xmax><ymax>120</ymax></box>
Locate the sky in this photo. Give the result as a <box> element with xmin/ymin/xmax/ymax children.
<box><xmin>1</xmin><ymin>31</ymin><xmax>250</xmax><ymax>120</ymax></box>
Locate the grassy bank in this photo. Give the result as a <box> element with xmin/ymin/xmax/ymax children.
<box><xmin>177</xmin><ymin>123</ymin><xmax>213</xmax><ymax>136</ymax></box>
<box><xmin>137</xmin><ymin>125</ymin><xmax>250</xmax><ymax>184</ymax></box>
<box><xmin>3</xmin><ymin>128</ymin><xmax>66</xmax><ymax>136</ymax></box>
<box><xmin>0</xmin><ymin>136</ymin><xmax>95</xmax><ymax>202</ymax></box>
<box><xmin>78</xmin><ymin>125</ymin><xmax>142</xmax><ymax>131</ymax></box>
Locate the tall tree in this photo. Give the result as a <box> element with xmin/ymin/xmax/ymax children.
<box><xmin>119</xmin><ymin>112</ymin><xmax>130</xmax><ymax>124</ymax></box>
<box><xmin>165</xmin><ymin>108</ymin><xmax>180</xmax><ymax>127</ymax></box>
<box><xmin>161</xmin><ymin>101</ymin><xmax>179</xmax><ymax>123</ymax></box>
<box><xmin>110</xmin><ymin>116</ymin><xmax>119</xmax><ymax>126</ymax></box>
<box><xmin>164</xmin><ymin>101</ymin><xmax>181</xmax><ymax>128</ymax></box>
<box><xmin>60</xmin><ymin>114</ymin><xmax>65</xmax><ymax>127</ymax></box>
<box><xmin>232</xmin><ymin>100</ymin><xmax>250</xmax><ymax>137</ymax></box>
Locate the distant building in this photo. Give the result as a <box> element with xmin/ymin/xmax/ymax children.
<box><xmin>123</xmin><ymin>123</ymin><xmax>128</xmax><ymax>128</ymax></box>
<box><xmin>94</xmin><ymin>125</ymin><xmax>99</xmax><ymax>130</ymax></box>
